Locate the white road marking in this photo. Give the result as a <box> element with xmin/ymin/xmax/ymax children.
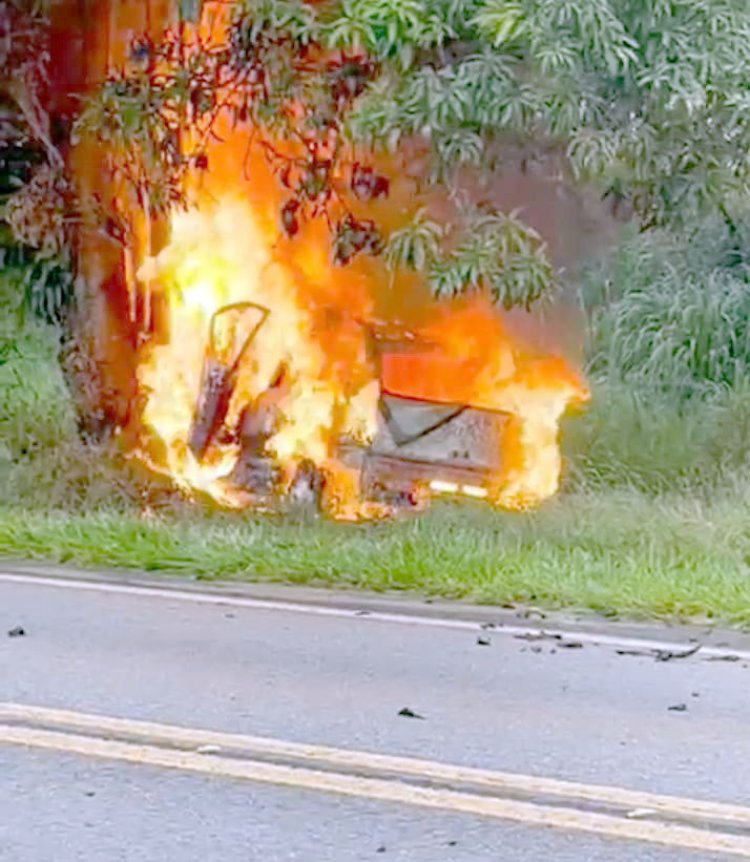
<box><xmin>1</xmin><ymin>569</ymin><xmax>747</xmax><ymax>660</ymax></box>
<box><xmin>2</xmin><ymin>702</ymin><xmax>750</xmax><ymax>857</ymax></box>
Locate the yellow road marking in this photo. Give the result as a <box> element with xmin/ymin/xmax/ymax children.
<box><xmin>3</xmin><ymin>701</ymin><xmax>749</xmax><ymax>829</ymax></box>
<box><xmin>2</xmin><ymin>703</ymin><xmax>750</xmax><ymax>857</ymax></box>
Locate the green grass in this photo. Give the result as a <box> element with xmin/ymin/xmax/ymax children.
<box><xmin>2</xmin><ymin>487</ymin><xmax>750</xmax><ymax>623</ymax></box>
<box><xmin>4</xmin><ymin>238</ymin><xmax>750</xmax><ymax>626</ymax></box>
<box><xmin>562</xmin><ymin>382</ymin><xmax>750</xmax><ymax>492</ymax></box>
<box><xmin>0</xmin><ymin>268</ymin><xmax>76</xmax><ymax>458</ymax></box>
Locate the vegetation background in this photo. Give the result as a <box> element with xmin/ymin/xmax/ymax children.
<box><xmin>4</xmin><ymin>0</ymin><xmax>750</xmax><ymax>622</ymax></box>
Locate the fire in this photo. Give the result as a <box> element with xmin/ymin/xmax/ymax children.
<box><xmin>378</xmin><ymin>301</ymin><xmax>589</xmax><ymax>509</ymax></box>
<box><xmin>132</xmin><ymin>190</ymin><xmax>588</xmax><ymax>518</ymax></box>
<box><xmin>136</xmin><ymin>195</ymin><xmax>385</xmax><ymax>516</ymax></box>
<box><xmin>89</xmin><ymin>8</ymin><xmax>590</xmax><ymax>520</ymax></box>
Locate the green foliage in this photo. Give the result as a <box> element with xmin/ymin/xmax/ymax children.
<box><xmin>563</xmin><ymin>382</ymin><xmax>750</xmax><ymax>493</ymax></box>
<box><xmin>339</xmin><ymin>0</ymin><xmax>750</xmax><ymax>227</ymax></box>
<box><xmin>224</xmin><ymin>0</ymin><xmax>750</xmax><ymax>303</ymax></box>
<box><xmin>13</xmin><ymin>0</ymin><xmax>750</xmax><ymax>312</ymax></box>
<box><xmin>70</xmin><ymin>0</ymin><xmax>558</xmax><ymax>306</ymax></box>
<box><xmin>0</xmin><ymin>268</ymin><xmax>76</xmax><ymax>458</ymax></box>
<box><xmin>581</xmin><ymin>218</ymin><xmax>750</xmax><ymax>397</ymax></box>
<box><xmin>16</xmin><ymin>251</ymin><xmax>75</xmax><ymax>325</ymax></box>
<box><xmin>385</xmin><ymin>206</ymin><xmax>552</xmax><ymax>308</ymax></box>
<box><xmin>6</xmin><ymin>485</ymin><xmax>750</xmax><ymax>621</ymax></box>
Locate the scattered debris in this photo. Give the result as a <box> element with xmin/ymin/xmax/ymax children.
<box><xmin>654</xmin><ymin>643</ymin><xmax>701</xmax><ymax>662</ymax></box>
<box><xmin>398</xmin><ymin>707</ymin><xmax>425</xmax><ymax>720</ymax></box>
<box><xmin>355</xmin><ymin>610</ymin><xmax>371</xmax><ymax>617</ymax></box>
<box><xmin>705</xmin><ymin>654</ymin><xmax>741</xmax><ymax>663</ymax></box>
<box><xmin>691</xmin><ymin>692</ymin><xmax>700</xmax><ymax>698</ymax></box>
<box><xmin>224</xmin><ymin>612</ymin><xmax>235</xmax><ymax>619</ymax></box>
<box><xmin>447</xmin><ymin>840</ymin><xmax>458</xmax><ymax>846</ymax></box>
<box><xmin>195</xmin><ymin>744</ymin><xmax>222</xmax><ymax>754</ymax></box>
<box><xmin>559</xmin><ymin>640</ymin><xmax>583</xmax><ymax>649</ymax></box>
<box><xmin>616</xmin><ymin>643</ymin><xmax>701</xmax><ymax>662</ymax></box>
<box><xmin>476</xmin><ymin>636</ymin><xmax>491</xmax><ymax>647</ymax></box>
<box><xmin>517</xmin><ymin>608</ymin><xmax>546</xmax><ymax>621</ymax></box>
<box><xmin>668</xmin><ymin>703</ymin><xmax>688</xmax><ymax>712</ymax></box>
<box><xmin>7</xmin><ymin>626</ymin><xmax>25</xmax><ymax>638</ymax></box>
<box><xmin>84</xmin><ymin>791</ymin><xmax>96</xmax><ymax>798</ymax></box>
<box><xmin>376</xmin><ymin>845</ymin><xmax>387</xmax><ymax>853</ymax></box>
<box><xmin>480</xmin><ymin>622</ymin><xmax>496</xmax><ymax>630</ymax></box>
<box><xmin>514</xmin><ymin>630</ymin><xmax>561</xmax><ymax>643</ymax></box>
<box><xmin>531</xmin><ymin>646</ymin><xmax>543</xmax><ymax>654</ymax></box>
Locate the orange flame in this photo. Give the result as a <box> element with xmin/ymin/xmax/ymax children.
<box><xmin>133</xmin><ymin>188</ymin><xmax>588</xmax><ymax>516</ymax></box>
<box><xmin>107</xmin><ymin>10</ymin><xmax>591</xmax><ymax>519</ymax></box>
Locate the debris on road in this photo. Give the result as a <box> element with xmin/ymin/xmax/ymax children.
<box><xmin>513</xmin><ymin>631</ymin><xmax>583</xmax><ymax>649</ymax></box>
<box><xmin>516</xmin><ymin>608</ymin><xmax>546</xmax><ymax>621</ymax></box>
<box><xmin>616</xmin><ymin>643</ymin><xmax>702</xmax><ymax>662</ymax></box>
<box><xmin>476</xmin><ymin>636</ymin><xmax>491</xmax><ymax>646</ymax></box>
<box><xmin>398</xmin><ymin>707</ymin><xmax>425</xmax><ymax>720</ymax></box>
<box><xmin>514</xmin><ymin>630</ymin><xmax>561</xmax><ymax>643</ymax></box>
<box><xmin>654</xmin><ymin>643</ymin><xmax>701</xmax><ymax>662</ymax></box>
<box><xmin>7</xmin><ymin>626</ymin><xmax>25</xmax><ymax>637</ymax></box>
<box><xmin>668</xmin><ymin>703</ymin><xmax>688</xmax><ymax>712</ymax></box>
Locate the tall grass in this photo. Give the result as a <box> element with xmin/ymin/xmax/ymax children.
<box><xmin>580</xmin><ymin>219</ymin><xmax>750</xmax><ymax>398</ymax></box>
<box><xmin>0</xmin><ymin>267</ymin><xmax>76</xmax><ymax>460</ymax></box>
<box><xmin>568</xmin><ymin>216</ymin><xmax>750</xmax><ymax>492</ymax></box>
<box><xmin>563</xmin><ymin>382</ymin><xmax>750</xmax><ymax>492</ymax></box>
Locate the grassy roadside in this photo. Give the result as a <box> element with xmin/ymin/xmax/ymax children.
<box><xmin>3</xmin><ymin>259</ymin><xmax>750</xmax><ymax>626</ymax></box>
<box><xmin>2</xmin><ymin>488</ymin><xmax>750</xmax><ymax>625</ymax></box>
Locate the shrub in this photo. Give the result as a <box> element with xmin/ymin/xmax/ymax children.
<box><xmin>580</xmin><ymin>219</ymin><xmax>750</xmax><ymax>398</ymax></box>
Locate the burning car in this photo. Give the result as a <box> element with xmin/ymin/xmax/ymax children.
<box><xmin>134</xmin><ymin>198</ymin><xmax>589</xmax><ymax>520</ymax></box>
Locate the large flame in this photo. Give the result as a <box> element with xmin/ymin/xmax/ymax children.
<box><xmin>133</xmin><ymin>193</ymin><xmax>588</xmax><ymax>517</ymax></box>
<box><xmin>103</xmin><ymin>7</ymin><xmax>591</xmax><ymax>519</ymax></box>
<box><xmin>136</xmin><ymin>195</ymin><xmax>385</xmax><ymax>516</ymax></box>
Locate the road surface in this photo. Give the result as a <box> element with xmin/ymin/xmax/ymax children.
<box><xmin>2</xmin><ymin>564</ymin><xmax>750</xmax><ymax>861</ymax></box>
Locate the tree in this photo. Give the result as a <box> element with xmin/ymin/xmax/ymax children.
<box><xmin>11</xmin><ymin>0</ymin><xmax>750</xmax><ymax>317</ymax></box>
<box><xmin>1</xmin><ymin>0</ymin><xmax>74</xmax><ymax>323</ymax></box>
<box><xmin>336</xmin><ymin>0</ymin><xmax>750</xmax><ymax>230</ymax></box>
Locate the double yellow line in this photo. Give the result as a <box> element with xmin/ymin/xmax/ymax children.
<box><xmin>3</xmin><ymin>702</ymin><xmax>750</xmax><ymax>857</ymax></box>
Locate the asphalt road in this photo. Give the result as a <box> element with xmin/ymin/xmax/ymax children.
<box><xmin>2</xmin><ymin>567</ymin><xmax>750</xmax><ymax>862</ymax></box>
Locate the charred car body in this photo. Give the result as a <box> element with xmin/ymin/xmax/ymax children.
<box><xmin>184</xmin><ymin>301</ymin><xmax>586</xmax><ymax>514</ymax></box>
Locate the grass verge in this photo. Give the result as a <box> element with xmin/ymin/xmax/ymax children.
<box><xmin>2</xmin><ymin>487</ymin><xmax>750</xmax><ymax>625</ymax></box>
<box><xmin>3</xmin><ymin>260</ymin><xmax>750</xmax><ymax>625</ymax></box>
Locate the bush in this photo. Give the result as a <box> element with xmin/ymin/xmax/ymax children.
<box><xmin>0</xmin><ymin>267</ymin><xmax>76</xmax><ymax>460</ymax></box>
<box><xmin>580</xmin><ymin>219</ymin><xmax>750</xmax><ymax>398</ymax></box>
<box><xmin>562</xmin><ymin>382</ymin><xmax>750</xmax><ymax>492</ymax></box>
<box><xmin>560</xmin><ymin>215</ymin><xmax>750</xmax><ymax>493</ymax></box>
